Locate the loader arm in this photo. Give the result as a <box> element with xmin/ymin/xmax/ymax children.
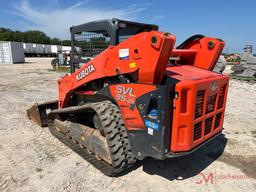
<box><xmin>59</xmin><ymin>33</ymin><xmax>224</xmax><ymax>108</ymax></box>
<box><xmin>170</xmin><ymin>35</ymin><xmax>225</xmax><ymax>70</ymax></box>
<box><xmin>58</xmin><ymin>31</ymin><xmax>176</xmax><ymax>108</ymax></box>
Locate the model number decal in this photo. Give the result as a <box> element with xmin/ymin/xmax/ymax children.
<box><xmin>115</xmin><ymin>85</ymin><xmax>135</xmax><ymax>102</ymax></box>
<box><xmin>76</xmin><ymin>64</ymin><xmax>95</xmax><ymax>81</ymax></box>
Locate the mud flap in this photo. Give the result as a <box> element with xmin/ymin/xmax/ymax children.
<box><xmin>27</xmin><ymin>100</ymin><xmax>58</xmax><ymax>127</ymax></box>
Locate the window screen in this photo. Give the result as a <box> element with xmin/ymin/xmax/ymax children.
<box><xmin>73</xmin><ymin>30</ymin><xmax>110</xmax><ymax>70</ymax></box>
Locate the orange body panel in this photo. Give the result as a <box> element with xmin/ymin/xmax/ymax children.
<box><xmin>58</xmin><ymin>31</ymin><xmax>175</xmax><ymax>108</ymax></box>
<box><xmin>166</xmin><ymin>65</ymin><xmax>229</xmax><ymax>152</ymax></box>
<box><xmin>109</xmin><ymin>84</ymin><xmax>156</xmax><ymax>130</ymax></box>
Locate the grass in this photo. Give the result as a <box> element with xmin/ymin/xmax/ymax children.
<box><xmin>56</xmin><ymin>66</ymin><xmax>70</xmax><ymax>73</ymax></box>
<box><xmin>47</xmin><ymin>66</ymin><xmax>71</xmax><ymax>73</ymax></box>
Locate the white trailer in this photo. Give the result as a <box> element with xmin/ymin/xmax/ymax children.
<box><xmin>51</xmin><ymin>45</ymin><xmax>62</xmax><ymax>54</ymax></box>
<box><xmin>0</xmin><ymin>41</ymin><xmax>25</xmax><ymax>64</ymax></box>
<box><xmin>44</xmin><ymin>44</ymin><xmax>51</xmax><ymax>55</ymax></box>
<box><xmin>62</xmin><ymin>46</ymin><xmax>71</xmax><ymax>54</ymax></box>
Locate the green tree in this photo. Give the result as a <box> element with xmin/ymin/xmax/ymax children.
<box><xmin>0</xmin><ymin>27</ymin><xmax>71</xmax><ymax>46</ymax></box>
<box><xmin>23</xmin><ymin>30</ymin><xmax>51</xmax><ymax>44</ymax></box>
<box><xmin>62</xmin><ymin>40</ymin><xmax>71</xmax><ymax>46</ymax></box>
<box><xmin>50</xmin><ymin>38</ymin><xmax>61</xmax><ymax>45</ymax></box>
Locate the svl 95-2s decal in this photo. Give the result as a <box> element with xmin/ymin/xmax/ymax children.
<box><xmin>115</xmin><ymin>85</ymin><xmax>135</xmax><ymax>103</ymax></box>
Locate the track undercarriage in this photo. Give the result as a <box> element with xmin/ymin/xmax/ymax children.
<box><xmin>29</xmin><ymin>101</ymin><xmax>135</xmax><ymax>176</ymax></box>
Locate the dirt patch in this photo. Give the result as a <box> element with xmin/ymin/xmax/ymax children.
<box><xmin>251</xmin><ymin>131</ymin><xmax>256</xmax><ymax>138</ymax></box>
<box><xmin>208</xmin><ymin>151</ymin><xmax>256</xmax><ymax>178</ymax></box>
<box><xmin>219</xmin><ymin>153</ymin><xmax>256</xmax><ymax>179</ymax></box>
<box><xmin>20</xmin><ymin>71</ymin><xmax>52</xmax><ymax>75</ymax></box>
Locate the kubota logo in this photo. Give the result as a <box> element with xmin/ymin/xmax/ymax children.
<box><xmin>76</xmin><ymin>64</ymin><xmax>95</xmax><ymax>81</ymax></box>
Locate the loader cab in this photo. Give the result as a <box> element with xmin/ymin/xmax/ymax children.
<box><xmin>70</xmin><ymin>18</ymin><xmax>158</xmax><ymax>72</ymax></box>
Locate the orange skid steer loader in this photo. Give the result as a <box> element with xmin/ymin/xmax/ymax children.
<box><xmin>27</xmin><ymin>18</ymin><xmax>229</xmax><ymax>176</ymax></box>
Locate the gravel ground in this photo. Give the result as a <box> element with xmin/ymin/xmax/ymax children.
<box><xmin>0</xmin><ymin>58</ymin><xmax>255</xmax><ymax>192</ymax></box>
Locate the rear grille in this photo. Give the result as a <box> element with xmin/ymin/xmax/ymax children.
<box><xmin>193</xmin><ymin>83</ymin><xmax>227</xmax><ymax>142</ymax></box>
<box><xmin>195</xmin><ymin>91</ymin><xmax>205</xmax><ymax>119</ymax></box>
<box><xmin>204</xmin><ymin>117</ymin><xmax>213</xmax><ymax>135</ymax></box>
<box><xmin>206</xmin><ymin>95</ymin><xmax>217</xmax><ymax>114</ymax></box>
<box><xmin>193</xmin><ymin>122</ymin><xmax>202</xmax><ymax>141</ymax></box>
<box><xmin>217</xmin><ymin>84</ymin><xmax>227</xmax><ymax>109</ymax></box>
<box><xmin>214</xmin><ymin>112</ymin><xmax>222</xmax><ymax>129</ymax></box>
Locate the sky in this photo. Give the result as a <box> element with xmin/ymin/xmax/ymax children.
<box><xmin>0</xmin><ymin>0</ymin><xmax>255</xmax><ymax>53</ymax></box>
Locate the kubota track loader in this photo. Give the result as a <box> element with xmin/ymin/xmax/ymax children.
<box><xmin>27</xmin><ymin>18</ymin><xmax>229</xmax><ymax>176</ymax></box>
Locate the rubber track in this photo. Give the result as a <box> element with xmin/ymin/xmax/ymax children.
<box><xmin>48</xmin><ymin>101</ymin><xmax>135</xmax><ymax>176</ymax></box>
